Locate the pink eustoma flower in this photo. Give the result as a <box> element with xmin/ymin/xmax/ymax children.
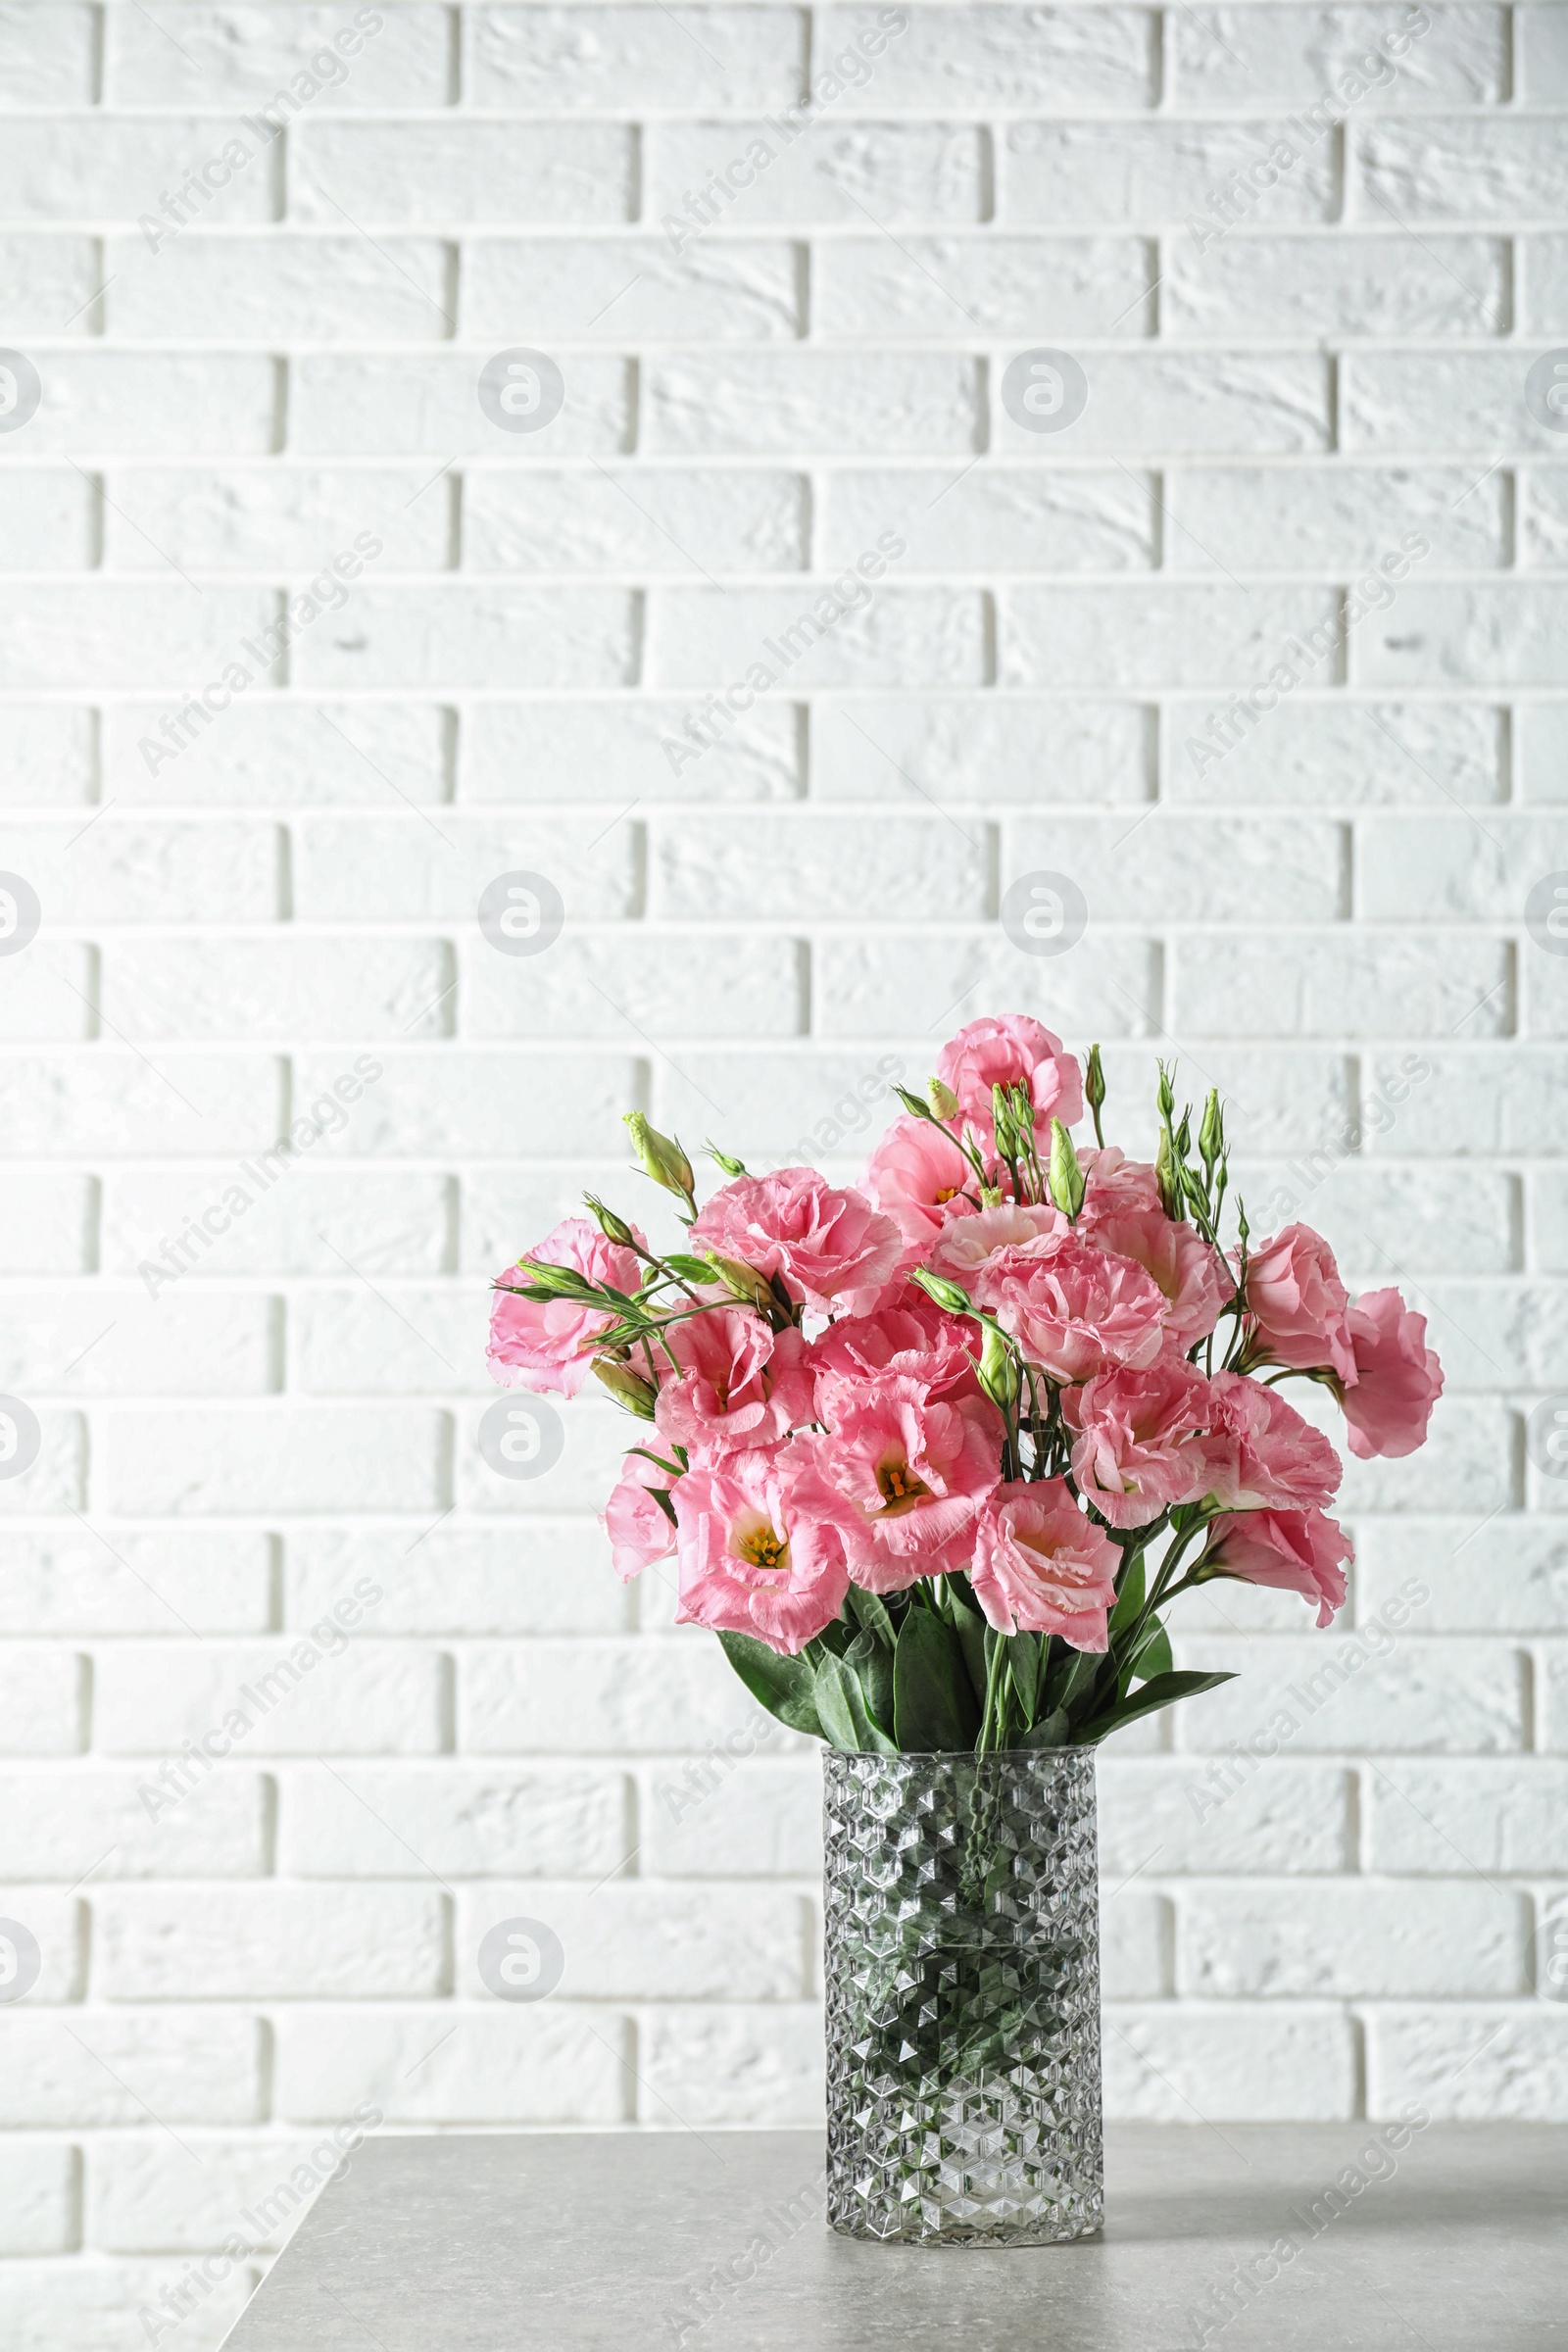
<box><xmin>809</xmin><ymin>1385</ymin><xmax>1004</xmax><ymax>1591</ymax></box>
<box><xmin>861</xmin><ymin>1116</ymin><xmax>976</xmax><ymax>1247</ymax></box>
<box><xmin>488</xmin><ymin>1213</ymin><xmax>647</xmax><ymax>1398</ymax></box>
<box><xmin>970</xmin><ymin>1477</ymin><xmax>1121</xmax><ymax>1645</ymax></box>
<box><xmin>672</xmin><ymin>1445</ymin><xmax>850</xmax><ymax>1654</ymax></box>
<box><xmin>936</xmin><ymin>1014</ymin><xmax>1084</xmax><ymax>1144</ymax></box>
<box><xmin>1243</xmin><ymin>1223</ymin><xmax>1356</xmax><ymax>1384</ymax></box>
<box><xmin>1204</xmin><ymin>1507</ymin><xmax>1352</xmax><ymax>1629</ymax></box>
<box><xmin>603</xmin><ymin>1452</ymin><xmax>678</xmax><ymax>1584</ymax></box>
<box><xmin>1064</xmin><ymin>1359</ymin><xmax>1213</xmax><ymax>1530</ymax></box>
<box><xmin>1079</xmin><ymin>1146</ymin><xmax>1163</xmax><ymax>1218</ymax></box>
<box><xmin>808</xmin><ymin>1296</ymin><xmax>978</xmax><ymax>1421</ymax></box>
<box><xmin>926</xmin><ymin>1201</ymin><xmax>1065</xmax><ymax>1293</ymax></box>
<box><xmin>654</xmin><ymin>1306</ymin><xmax>814</xmax><ymax>1458</ymax></box>
<box><xmin>1201</xmin><ymin>1369</ymin><xmax>1342</xmax><ymax>1514</ymax></box>
<box><xmin>1084</xmin><ymin>1206</ymin><xmax>1230</xmax><ymax>1351</ymax></box>
<box><xmin>974</xmin><ymin>1231</ymin><xmax>1168</xmax><ymax>1385</ymax></box>
<box><xmin>1340</xmin><ymin>1289</ymin><xmax>1444</xmax><ymax>1460</ymax></box>
<box><xmin>690</xmin><ymin>1168</ymin><xmax>903</xmax><ymax>1312</ymax></box>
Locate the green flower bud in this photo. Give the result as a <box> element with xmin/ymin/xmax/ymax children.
<box><xmin>928</xmin><ymin>1076</ymin><xmax>960</xmax><ymax>1120</ymax></box>
<box><xmin>1085</xmin><ymin>1043</ymin><xmax>1104</xmax><ymax>1113</ymax></box>
<box><xmin>977</xmin><ymin>1321</ymin><xmax>1019</xmax><ymax>1414</ymax></box>
<box><xmin>512</xmin><ymin>1258</ymin><xmax>596</xmax><ymax>1298</ymax></box>
<box><xmin>705</xmin><ymin>1141</ymin><xmax>748</xmax><ymax>1177</ymax></box>
<box><xmin>623</xmin><ymin>1113</ymin><xmax>695</xmax><ymax>1206</ymax></box>
<box><xmin>1154</xmin><ymin>1129</ymin><xmax>1185</xmax><ymax>1223</ymax></box>
<box><xmin>992</xmin><ymin>1081</ymin><xmax>1016</xmax><ymax>1159</ymax></box>
<box><xmin>1199</xmin><ymin>1088</ymin><xmax>1223</xmax><ymax>1173</ymax></box>
<box><xmin>582</xmin><ymin>1192</ymin><xmax>637</xmax><ymax>1250</ymax></box>
<box><xmin>704</xmin><ymin>1253</ymin><xmax>775</xmax><ymax>1312</ymax></box>
<box><xmin>909</xmin><ymin>1267</ymin><xmax>972</xmax><ymax>1316</ymax></box>
<box><xmin>1047</xmin><ymin>1117</ymin><xmax>1086</xmax><ymax>1219</ymax></box>
<box><xmin>894</xmin><ymin>1085</ymin><xmax>939</xmax><ymax>1125</ymax></box>
<box><xmin>592</xmin><ymin>1358</ymin><xmax>659</xmax><ymax>1418</ymax></box>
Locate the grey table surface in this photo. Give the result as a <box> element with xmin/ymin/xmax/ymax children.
<box><xmin>220</xmin><ymin>2124</ymin><xmax>1568</xmax><ymax>2352</ymax></box>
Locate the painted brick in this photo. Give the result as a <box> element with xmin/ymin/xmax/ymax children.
<box><xmin>0</xmin><ymin>2141</ymin><xmax>76</xmax><ymax>2255</ymax></box>
<box><xmin>0</xmin><ymin>707</ymin><xmax>96</xmax><ymax>808</ymax></box>
<box><xmin>464</xmin><ymin>468</ymin><xmax>807</xmax><ymax>574</ymax></box>
<box><xmin>1163</xmin><ymin>465</ymin><xmax>1505</xmax><ymax>572</ymax></box>
<box><xmin>1169</xmin><ymin>933</ymin><xmax>1510</xmax><ymax>1037</ymax></box>
<box><xmin>455</xmin><ymin>1882</ymin><xmax>810</xmax><ymax>1998</ymax></box>
<box><xmin>273</xmin><ymin>2006</ymin><xmax>631</xmax><ymax>2123</ymax></box>
<box><xmin>277</xmin><ymin>1762</ymin><xmax>629</xmax><ymax>1878</ymax></box>
<box><xmin>652</xmin><ymin>811</ymin><xmax>989</xmax><ymax>919</ymax></box>
<box><xmin>1164</xmin><ymin>697</ymin><xmax>1504</xmax><ymax>808</ymax></box>
<box><xmin>995</xmin><ymin>355</ymin><xmax>1332</xmax><ymax>458</ymax></box>
<box><xmin>1365</xmin><ymin>2006</ymin><xmax>1568</xmax><ymax>2119</ymax></box>
<box><xmin>290</xmin><ymin>354</ymin><xmax>633</xmax><ymax>456</ymax></box>
<box><xmin>285</xmin><ymin>1526</ymin><xmax>629</xmax><ymax>1636</ymax></box>
<box><xmin>101</xmin><ymin>1171</ymin><xmax>453</xmax><ymax>1280</ymax></box>
<box><xmin>1365</xmin><ymin>1760</ymin><xmax>1568</xmax><ymax>1872</ymax></box>
<box><xmin>290</xmin><ymin>587</ymin><xmax>637</xmax><ymax>691</ymax></box>
<box><xmin>461</xmin><ymin>1635</ymin><xmax>808</xmax><ymax>1755</ymax></box>
<box><xmin>93</xmin><ymin>1642</ymin><xmax>447</xmax><ymax>1758</ymax></box>
<box><xmin>1171</xmin><ymin>1636</ymin><xmax>1527</xmax><ymax>1753</ymax></box>
<box><xmin>103</xmin><ymin>702</ymin><xmax>452</xmax><ymax>808</ymax></box>
<box><xmin>647</xmin><ymin>120</ymin><xmax>986</xmax><ymax>225</ymax></box>
<box><xmin>638</xmin><ymin>2005</ymin><xmax>822</xmax><ymax>2125</ymax></box>
<box><xmin>648</xmin><ymin>585</ymin><xmax>986</xmax><ymax>690</ymax></box>
<box><xmin>1003</xmin><ymin>120</ymin><xmax>1338</xmax><ymax>224</ymax></box>
<box><xmin>0</xmin><ymin>2</ymin><xmax>95</xmax><ymax>103</ymax></box>
<box><xmin>1104</xmin><ymin>2003</ymin><xmax>1357</xmax><ymax>2119</ymax></box>
<box><xmin>105</xmin><ymin>234</ymin><xmax>452</xmax><ymax>343</ymax></box>
<box><xmin>464</xmin><ymin>699</ymin><xmax>801</xmax><ymax>803</ymax></box>
<box><xmin>1165</xmin><ymin>233</ymin><xmax>1508</xmax><ymax>338</ymax></box>
<box><xmin>1360</xmin><ymin>120</ymin><xmax>1568</xmax><ymax>220</ymax></box>
<box><xmin>1177</xmin><ymin>1880</ymin><xmax>1529</xmax><ymax>1999</ymax></box>
<box><xmin>820</xmin><ymin>467</ymin><xmax>1155</xmax><ymax>573</ymax></box>
<box><xmin>96</xmin><ymin>1406</ymin><xmax>451</xmax><ymax>1516</ymax></box>
<box><xmin>0</xmin><ymin>1770</ymin><xmax>268</xmax><ymax>1878</ymax></box>
<box><xmin>466</xmin><ymin>5</ymin><xmax>807</xmax><ymax>109</ymax></box>
<box><xmin>105</xmin><ymin>5</ymin><xmax>454</xmax><ymax>105</ymax></box>
<box><xmin>815</xmin><ymin>234</ymin><xmax>1154</xmax><ymax>338</ymax></box>
<box><xmin>293</xmin><ymin>121</ymin><xmax>635</xmax><ymax>223</ymax></box>
<box><xmin>1099</xmin><ymin>1761</ymin><xmax>1355</xmax><ymax>1876</ymax></box>
<box><xmin>643</xmin><ymin>353</ymin><xmax>981</xmax><ymax>455</ymax></box>
<box><xmin>1171</xmin><ymin>6</ymin><xmax>1508</xmax><ymax>107</ymax></box>
<box><xmin>1004</xmin><ymin>587</ymin><xmax>1344</xmax><ymax>690</ymax></box>
<box><xmin>94</xmin><ymin>1885</ymin><xmax>448</xmax><ymax>2000</ymax></box>
<box><xmin>0</xmin><ymin>468</ymin><xmax>95</xmax><ymax>570</ymax></box>
<box><xmin>0</xmin><ymin>122</ymin><xmax>278</xmax><ymax>220</ymax></box>
<box><xmin>812</xmin><ymin>696</ymin><xmax>1152</xmax><ymax>803</ymax></box>
<box><xmin>463</xmin><ymin>236</ymin><xmax>803</xmax><ymax>343</ymax></box>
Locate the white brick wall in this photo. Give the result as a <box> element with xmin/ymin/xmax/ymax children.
<box><xmin>0</xmin><ymin>0</ymin><xmax>1565</xmax><ymax>2336</ymax></box>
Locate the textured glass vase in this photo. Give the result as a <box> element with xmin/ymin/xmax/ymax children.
<box><xmin>822</xmin><ymin>1747</ymin><xmax>1102</xmax><ymax>2245</ymax></box>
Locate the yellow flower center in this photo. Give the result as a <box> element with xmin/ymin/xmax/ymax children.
<box><xmin>876</xmin><ymin>1458</ymin><xmax>930</xmax><ymax>1512</ymax></box>
<box><xmin>736</xmin><ymin>1526</ymin><xmax>788</xmax><ymax>1572</ymax></box>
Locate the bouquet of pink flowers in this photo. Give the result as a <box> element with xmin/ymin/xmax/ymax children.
<box><xmin>487</xmin><ymin>1016</ymin><xmax>1443</xmax><ymax>1754</ymax></box>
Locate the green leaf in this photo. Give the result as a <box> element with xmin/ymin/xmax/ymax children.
<box><xmin>1131</xmin><ymin>1623</ymin><xmax>1173</xmax><ymax>1684</ymax></box>
<box><xmin>845</xmin><ymin>1587</ymin><xmax>897</xmax><ymax>1649</ymax></box>
<box><xmin>662</xmin><ymin>1252</ymin><xmax>717</xmax><ymax>1282</ymax></box>
<box><xmin>946</xmin><ymin>1585</ymin><xmax>990</xmax><ymax>1708</ymax></box>
<box><xmin>1044</xmin><ymin>1640</ymin><xmax>1102</xmax><ymax>1718</ymax></box>
<box><xmin>893</xmin><ymin>1608</ymin><xmax>981</xmax><ymax>1753</ymax></box>
<box><xmin>1108</xmin><ymin>1552</ymin><xmax>1146</xmax><ymax>1637</ymax></box>
<box><xmin>716</xmin><ymin>1631</ymin><xmax>824</xmax><ymax>1740</ymax></box>
<box><xmin>843</xmin><ymin>1630</ymin><xmax>897</xmax><ymax>1741</ymax></box>
<box><xmin>813</xmin><ymin>1653</ymin><xmax>898</xmax><ymax>1754</ymax></box>
<box><xmin>1076</xmin><ymin>1669</ymin><xmax>1236</xmax><ymax>1745</ymax></box>
<box><xmin>1006</xmin><ymin>1630</ymin><xmax>1042</xmax><ymax>1726</ymax></box>
<box><xmin>1019</xmin><ymin>1706</ymin><xmax>1069</xmax><ymax>1750</ymax></box>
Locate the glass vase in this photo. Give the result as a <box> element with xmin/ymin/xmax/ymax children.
<box><xmin>822</xmin><ymin>1746</ymin><xmax>1103</xmax><ymax>2245</ymax></box>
